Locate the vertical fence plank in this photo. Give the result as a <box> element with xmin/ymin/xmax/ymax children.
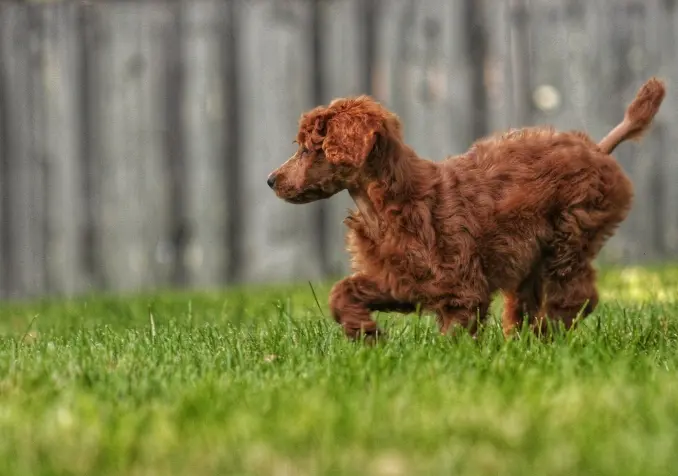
<box><xmin>319</xmin><ymin>0</ymin><xmax>368</xmax><ymax>277</ymax></box>
<box><xmin>525</xmin><ymin>1</ymin><xmax>588</xmax><ymax>131</ymax></box>
<box><xmin>0</xmin><ymin>4</ymin><xmax>47</xmax><ymax>298</ymax></box>
<box><xmin>0</xmin><ymin>126</ymin><xmax>3</xmax><ymax>298</ymax></box>
<box><xmin>657</xmin><ymin>0</ymin><xmax>678</xmax><ymax>256</ymax></box>
<box><xmin>141</xmin><ymin>6</ymin><xmax>176</xmax><ymax>288</ymax></box>
<box><xmin>79</xmin><ymin>3</ymin><xmax>99</xmax><ymax>291</ymax></box>
<box><xmin>163</xmin><ymin>2</ymin><xmax>187</xmax><ymax>288</ymax></box>
<box><xmin>88</xmin><ymin>3</ymin><xmax>173</xmax><ymax>293</ymax></box>
<box><xmin>0</xmin><ymin>6</ymin><xmax>5</xmax><ymax>298</ymax></box>
<box><xmin>632</xmin><ymin>0</ymin><xmax>678</xmax><ymax>259</ymax></box>
<box><xmin>633</xmin><ymin>0</ymin><xmax>674</xmax><ymax>261</ymax></box>
<box><xmin>37</xmin><ymin>3</ymin><xmax>85</xmax><ymax>296</ymax></box>
<box><xmin>484</xmin><ymin>0</ymin><xmax>531</xmax><ymax>133</ymax></box>
<box><xmin>236</xmin><ymin>0</ymin><xmax>323</xmax><ymax>283</ymax></box>
<box><xmin>180</xmin><ymin>0</ymin><xmax>231</xmax><ymax>287</ymax></box>
<box><xmin>482</xmin><ymin>0</ymin><xmax>506</xmax><ymax>134</ymax></box>
<box><xmin>464</xmin><ymin>0</ymin><xmax>489</xmax><ymax>141</ymax></box>
<box><xmin>602</xmin><ymin>1</ymin><xmax>661</xmax><ymax>262</ymax></box>
<box><xmin>372</xmin><ymin>0</ymin><xmax>474</xmax><ymax>160</ymax></box>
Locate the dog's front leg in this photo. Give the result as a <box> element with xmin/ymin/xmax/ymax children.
<box><xmin>436</xmin><ymin>301</ymin><xmax>490</xmax><ymax>338</ymax></box>
<box><xmin>329</xmin><ymin>274</ymin><xmax>415</xmax><ymax>341</ymax></box>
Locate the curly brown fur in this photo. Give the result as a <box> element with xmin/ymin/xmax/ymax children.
<box><xmin>267</xmin><ymin>77</ymin><xmax>665</xmax><ymax>340</ymax></box>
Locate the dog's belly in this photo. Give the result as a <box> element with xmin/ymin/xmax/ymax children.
<box><xmin>480</xmin><ymin>219</ymin><xmax>547</xmax><ymax>292</ymax></box>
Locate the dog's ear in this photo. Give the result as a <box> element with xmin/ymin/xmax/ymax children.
<box><xmin>322</xmin><ymin>112</ymin><xmax>380</xmax><ymax>167</ymax></box>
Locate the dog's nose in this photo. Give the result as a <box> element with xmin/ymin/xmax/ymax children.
<box><xmin>267</xmin><ymin>174</ymin><xmax>276</xmax><ymax>189</ymax></box>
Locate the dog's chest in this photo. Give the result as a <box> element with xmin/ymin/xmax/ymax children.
<box><xmin>346</xmin><ymin>223</ymin><xmax>435</xmax><ymax>288</ymax></box>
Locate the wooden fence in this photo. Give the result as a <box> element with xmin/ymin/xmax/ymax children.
<box><xmin>0</xmin><ymin>0</ymin><xmax>676</xmax><ymax>299</ymax></box>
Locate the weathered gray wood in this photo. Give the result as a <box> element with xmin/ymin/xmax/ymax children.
<box><xmin>37</xmin><ymin>4</ymin><xmax>86</xmax><ymax>296</ymax></box>
<box><xmin>526</xmin><ymin>1</ymin><xmax>587</xmax><ymax>131</ymax></box>
<box><xmin>372</xmin><ymin>0</ymin><xmax>474</xmax><ymax>160</ymax></box>
<box><xmin>601</xmin><ymin>1</ymin><xmax>661</xmax><ymax>262</ymax></box>
<box><xmin>1</xmin><ymin>0</ymin><xmax>678</xmax><ymax>301</ymax></box>
<box><xmin>507</xmin><ymin>0</ymin><xmax>534</xmax><ymax>129</ymax></box>
<box><xmin>633</xmin><ymin>0</ymin><xmax>675</xmax><ymax>260</ymax></box>
<box><xmin>646</xmin><ymin>0</ymin><xmax>678</xmax><ymax>257</ymax></box>
<box><xmin>0</xmin><ymin>7</ymin><xmax>5</xmax><ymax>298</ymax></box>
<box><xmin>235</xmin><ymin>0</ymin><xmax>324</xmax><ymax>283</ymax></box>
<box><xmin>0</xmin><ymin>47</ymin><xmax>4</xmax><ymax>299</ymax></box>
<box><xmin>0</xmin><ymin>152</ymin><xmax>3</xmax><ymax>298</ymax></box>
<box><xmin>180</xmin><ymin>0</ymin><xmax>230</xmax><ymax>287</ymax></box>
<box><xmin>88</xmin><ymin>3</ymin><xmax>173</xmax><ymax>292</ymax></box>
<box><xmin>319</xmin><ymin>0</ymin><xmax>368</xmax><ymax>276</ymax></box>
<box><xmin>0</xmin><ymin>4</ymin><xmax>47</xmax><ymax>298</ymax></box>
<box><xmin>483</xmin><ymin>0</ymin><xmax>519</xmax><ymax>133</ymax></box>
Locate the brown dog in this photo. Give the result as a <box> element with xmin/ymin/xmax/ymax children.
<box><xmin>267</xmin><ymin>78</ymin><xmax>665</xmax><ymax>339</ymax></box>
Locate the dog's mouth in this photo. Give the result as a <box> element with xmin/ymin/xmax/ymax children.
<box><xmin>282</xmin><ymin>188</ymin><xmax>336</xmax><ymax>204</ymax></box>
<box><xmin>273</xmin><ymin>184</ymin><xmax>337</xmax><ymax>204</ymax></box>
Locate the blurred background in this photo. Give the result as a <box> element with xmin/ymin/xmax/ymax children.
<box><xmin>0</xmin><ymin>0</ymin><xmax>675</xmax><ymax>300</ymax></box>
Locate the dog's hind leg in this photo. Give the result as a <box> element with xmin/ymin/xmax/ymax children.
<box><xmin>501</xmin><ymin>268</ymin><xmax>544</xmax><ymax>336</ymax></box>
<box><xmin>536</xmin><ymin>260</ymin><xmax>598</xmax><ymax>334</ymax></box>
<box><xmin>329</xmin><ymin>274</ymin><xmax>416</xmax><ymax>340</ymax></box>
<box><xmin>534</xmin><ymin>206</ymin><xmax>605</xmax><ymax>334</ymax></box>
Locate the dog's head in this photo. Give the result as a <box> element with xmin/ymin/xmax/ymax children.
<box><xmin>267</xmin><ymin>96</ymin><xmax>403</xmax><ymax>204</ymax></box>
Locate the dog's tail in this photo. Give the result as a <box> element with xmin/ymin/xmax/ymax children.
<box><xmin>598</xmin><ymin>77</ymin><xmax>666</xmax><ymax>155</ymax></box>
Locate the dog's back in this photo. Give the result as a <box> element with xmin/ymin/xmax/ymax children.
<box><xmin>461</xmin><ymin>77</ymin><xmax>665</xmax><ymax>223</ymax></box>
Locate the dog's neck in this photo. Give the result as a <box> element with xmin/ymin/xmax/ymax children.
<box><xmin>349</xmin><ymin>188</ymin><xmax>379</xmax><ymax>232</ymax></box>
<box><xmin>348</xmin><ymin>143</ymin><xmax>435</xmax><ymax>237</ymax></box>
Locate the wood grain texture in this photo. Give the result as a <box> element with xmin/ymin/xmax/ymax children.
<box><xmin>180</xmin><ymin>0</ymin><xmax>231</xmax><ymax>287</ymax></box>
<box><xmin>372</xmin><ymin>0</ymin><xmax>474</xmax><ymax>160</ymax></box>
<box><xmin>87</xmin><ymin>3</ymin><xmax>173</xmax><ymax>292</ymax></box>
<box><xmin>235</xmin><ymin>0</ymin><xmax>324</xmax><ymax>283</ymax></box>
<box><xmin>37</xmin><ymin>3</ymin><xmax>86</xmax><ymax>296</ymax></box>
<box><xmin>0</xmin><ymin>4</ymin><xmax>47</xmax><ymax>298</ymax></box>
<box><xmin>0</xmin><ymin>0</ymin><xmax>675</xmax><ymax>299</ymax></box>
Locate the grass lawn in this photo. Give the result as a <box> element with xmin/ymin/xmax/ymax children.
<box><xmin>2</xmin><ymin>266</ymin><xmax>678</xmax><ymax>475</ymax></box>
